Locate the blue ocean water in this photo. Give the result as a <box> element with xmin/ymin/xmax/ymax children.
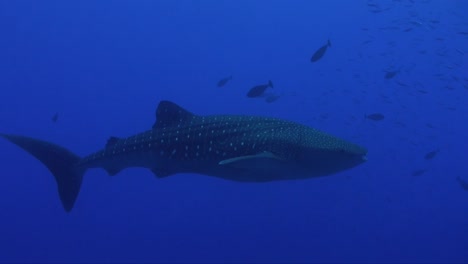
<box><xmin>0</xmin><ymin>0</ymin><xmax>467</xmax><ymax>262</ymax></box>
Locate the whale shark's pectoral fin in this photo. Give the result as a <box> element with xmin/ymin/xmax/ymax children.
<box><xmin>219</xmin><ymin>151</ymin><xmax>285</xmax><ymax>169</ymax></box>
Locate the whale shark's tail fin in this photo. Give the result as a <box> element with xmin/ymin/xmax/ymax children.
<box><xmin>1</xmin><ymin>134</ymin><xmax>85</xmax><ymax>212</ymax></box>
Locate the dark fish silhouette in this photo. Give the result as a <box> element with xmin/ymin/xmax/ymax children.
<box><xmin>424</xmin><ymin>149</ymin><xmax>440</xmax><ymax>160</ymax></box>
<box><xmin>310</xmin><ymin>39</ymin><xmax>331</xmax><ymax>62</ymax></box>
<box><xmin>384</xmin><ymin>70</ymin><xmax>399</xmax><ymax>79</ymax></box>
<box><xmin>217</xmin><ymin>76</ymin><xmax>232</xmax><ymax>87</ymax></box>
<box><xmin>0</xmin><ymin>100</ymin><xmax>367</xmax><ymax>212</ymax></box>
<box><xmin>51</xmin><ymin>112</ymin><xmax>59</xmax><ymax>123</ymax></box>
<box><xmin>456</xmin><ymin>176</ymin><xmax>468</xmax><ymax>191</ymax></box>
<box><xmin>247</xmin><ymin>80</ymin><xmax>274</xmax><ymax>98</ymax></box>
<box><xmin>365</xmin><ymin>113</ymin><xmax>385</xmax><ymax>121</ymax></box>
<box><xmin>265</xmin><ymin>94</ymin><xmax>281</xmax><ymax>103</ymax></box>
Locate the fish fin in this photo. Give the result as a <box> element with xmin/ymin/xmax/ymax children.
<box><xmin>268</xmin><ymin>80</ymin><xmax>274</xmax><ymax>88</ymax></box>
<box><xmin>153</xmin><ymin>101</ymin><xmax>195</xmax><ymax>129</ymax></box>
<box><xmin>0</xmin><ymin>133</ymin><xmax>85</xmax><ymax>212</ymax></box>
<box><xmin>106</xmin><ymin>136</ymin><xmax>120</xmax><ymax>147</ymax></box>
<box><xmin>219</xmin><ymin>151</ymin><xmax>284</xmax><ymax>169</ymax></box>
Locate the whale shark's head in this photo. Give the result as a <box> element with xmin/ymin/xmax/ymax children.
<box><xmin>292</xmin><ymin>125</ymin><xmax>367</xmax><ymax>177</ymax></box>
<box><xmin>150</xmin><ymin>101</ymin><xmax>367</xmax><ymax>181</ymax></box>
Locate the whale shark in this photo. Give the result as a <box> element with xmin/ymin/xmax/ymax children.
<box><xmin>1</xmin><ymin>100</ymin><xmax>367</xmax><ymax>212</ymax></box>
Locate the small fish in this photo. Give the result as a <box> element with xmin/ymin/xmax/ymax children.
<box><xmin>264</xmin><ymin>93</ymin><xmax>281</xmax><ymax>103</ymax></box>
<box><xmin>310</xmin><ymin>39</ymin><xmax>331</xmax><ymax>62</ymax></box>
<box><xmin>395</xmin><ymin>81</ymin><xmax>408</xmax><ymax>87</ymax></box>
<box><xmin>365</xmin><ymin>113</ymin><xmax>385</xmax><ymax>121</ymax></box>
<box><xmin>217</xmin><ymin>76</ymin><xmax>232</xmax><ymax>87</ymax></box>
<box><xmin>445</xmin><ymin>106</ymin><xmax>457</xmax><ymax>111</ymax></box>
<box><xmin>410</xmin><ymin>20</ymin><xmax>424</xmax><ymax>27</ymax></box>
<box><xmin>52</xmin><ymin>112</ymin><xmax>59</xmax><ymax>123</ymax></box>
<box><xmin>247</xmin><ymin>80</ymin><xmax>273</xmax><ymax>98</ymax></box>
<box><xmin>384</xmin><ymin>70</ymin><xmax>399</xmax><ymax>79</ymax></box>
<box><xmin>456</xmin><ymin>176</ymin><xmax>468</xmax><ymax>191</ymax></box>
<box><xmin>424</xmin><ymin>149</ymin><xmax>440</xmax><ymax>160</ymax></box>
<box><xmin>412</xmin><ymin>169</ymin><xmax>426</xmax><ymax>176</ymax></box>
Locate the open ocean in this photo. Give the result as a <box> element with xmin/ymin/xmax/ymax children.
<box><xmin>0</xmin><ymin>0</ymin><xmax>467</xmax><ymax>263</ymax></box>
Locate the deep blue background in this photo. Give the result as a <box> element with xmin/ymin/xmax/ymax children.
<box><xmin>0</xmin><ymin>0</ymin><xmax>467</xmax><ymax>262</ymax></box>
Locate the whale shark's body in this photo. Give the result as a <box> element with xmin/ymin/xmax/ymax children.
<box><xmin>1</xmin><ymin>101</ymin><xmax>367</xmax><ymax>212</ymax></box>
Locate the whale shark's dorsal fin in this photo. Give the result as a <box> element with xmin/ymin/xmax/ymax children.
<box><xmin>153</xmin><ymin>101</ymin><xmax>195</xmax><ymax>129</ymax></box>
<box><xmin>106</xmin><ymin>136</ymin><xmax>120</xmax><ymax>148</ymax></box>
